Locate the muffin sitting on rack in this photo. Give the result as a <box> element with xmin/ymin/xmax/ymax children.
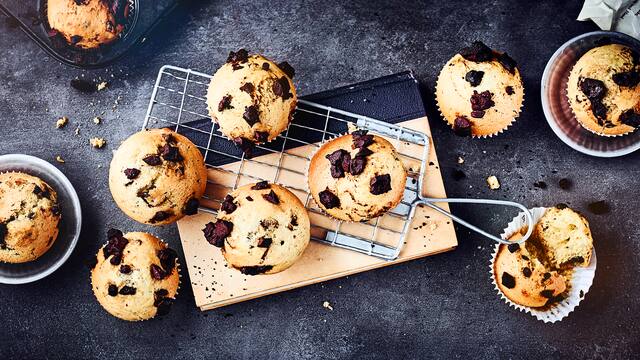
<box><xmin>206</xmin><ymin>49</ymin><xmax>297</xmax><ymax>155</ymax></box>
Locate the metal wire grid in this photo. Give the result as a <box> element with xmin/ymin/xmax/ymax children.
<box><xmin>142</xmin><ymin>65</ymin><xmax>431</xmax><ymax>260</ymax></box>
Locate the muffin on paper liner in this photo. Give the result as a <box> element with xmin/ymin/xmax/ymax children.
<box><xmin>489</xmin><ymin>207</ymin><xmax>596</xmax><ymax>323</ymax></box>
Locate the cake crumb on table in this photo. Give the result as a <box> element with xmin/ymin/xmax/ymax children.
<box><xmin>93</xmin><ymin>117</ymin><xmax>101</xmax><ymax>124</ymax></box>
<box><xmin>55</xmin><ymin>156</ymin><xmax>65</xmax><ymax>163</ymax></box>
<box><xmin>55</xmin><ymin>116</ymin><xmax>68</xmax><ymax>129</ymax></box>
<box><xmin>97</xmin><ymin>81</ymin><xmax>108</xmax><ymax>91</ymax></box>
<box><xmin>90</xmin><ymin>137</ymin><xmax>106</xmax><ymax>149</ymax></box>
<box><xmin>322</xmin><ymin>301</ymin><xmax>333</xmax><ymax>310</ymax></box>
<box><xmin>486</xmin><ymin>175</ymin><xmax>500</xmax><ymax>190</ymax></box>
<box><xmin>457</xmin><ymin>156</ymin><xmax>464</xmax><ymax>164</ymax></box>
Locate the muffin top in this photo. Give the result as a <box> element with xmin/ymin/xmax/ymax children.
<box><xmin>206</xmin><ymin>49</ymin><xmax>297</xmax><ymax>153</ymax></box>
<box><xmin>567</xmin><ymin>44</ymin><xmax>640</xmax><ymax>136</ymax></box>
<box><xmin>436</xmin><ymin>41</ymin><xmax>524</xmax><ymax>137</ymax></box>
<box><xmin>202</xmin><ymin>182</ymin><xmax>310</xmax><ymax>275</ymax></box>
<box><xmin>108</xmin><ymin>128</ymin><xmax>208</xmax><ymax>226</ymax></box>
<box><xmin>47</xmin><ymin>0</ymin><xmax>127</xmax><ymax>49</ymax></box>
<box><xmin>0</xmin><ymin>172</ymin><xmax>61</xmax><ymax>263</ymax></box>
<box><xmin>308</xmin><ymin>131</ymin><xmax>407</xmax><ymax>222</ymax></box>
<box><xmin>91</xmin><ymin>230</ymin><xmax>179</xmax><ymax>321</ymax></box>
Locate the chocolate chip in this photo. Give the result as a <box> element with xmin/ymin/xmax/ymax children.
<box><xmin>52</xmin><ymin>204</ymin><xmax>61</xmax><ymax>216</ymax></box>
<box><xmin>356</xmin><ymin>147</ymin><xmax>374</xmax><ymax>158</ymax></box>
<box><xmin>272</xmin><ymin>77</ymin><xmax>292</xmax><ymax>100</ymax></box>
<box><xmin>160</xmin><ymin>144</ymin><xmax>182</xmax><ymax>162</ymax></box>
<box><xmin>470</xmin><ymin>90</ymin><xmax>495</xmax><ymax>111</ymax></box>
<box><xmin>104</xmin><ymin>229</ymin><xmax>128</xmax><ymax>265</ymax></box>
<box><xmin>543</xmin><ymin>272</ymin><xmax>551</xmax><ymax>280</ymax></box>
<box><xmin>70</xmin><ymin>78</ymin><xmax>96</xmax><ymax>93</ymax></box>
<box><xmin>352</xmin><ymin>131</ymin><xmax>374</xmax><ymax>149</ymax></box>
<box><xmin>124</xmin><ymin>168</ymin><xmax>140</xmax><ymax>180</ymax></box>
<box><xmin>540</xmin><ymin>289</ymin><xmax>555</xmax><ymax>299</ymax></box>
<box><xmin>150</xmin><ymin>264</ymin><xmax>167</xmax><ymax>280</ymax></box>
<box><xmin>239</xmin><ymin>265</ymin><xmax>273</xmax><ymax>275</ymax></box>
<box><xmin>620</xmin><ymin>109</ymin><xmax>640</xmax><ymax>127</ymax></box>
<box><xmin>203</xmin><ymin>220</ymin><xmax>234</xmax><ymax>247</ymax></box>
<box><xmin>257</xmin><ymin>237</ymin><xmax>272</xmax><ymax>248</ymax></box>
<box><xmin>239</xmin><ymin>82</ymin><xmax>254</xmax><ymax>94</ymax></box>
<box><xmin>612</xmin><ymin>71</ymin><xmax>640</xmax><ymax>87</ymax></box>
<box><xmin>183</xmin><ymin>198</ymin><xmax>200</xmax><ymax>215</ymax></box>
<box><xmin>70</xmin><ymin>35</ymin><xmax>83</xmax><ymax>44</ymax></box>
<box><xmin>533</xmin><ymin>181</ymin><xmax>547</xmax><ymax>189</ymax></box>
<box><xmin>349</xmin><ymin>156</ymin><xmax>366</xmax><ymax>176</ymax></box>
<box><xmin>326</xmin><ymin>150</ymin><xmax>351</xmax><ymax>178</ymax></box>
<box><xmin>277</xmin><ymin>61</ymin><xmax>295</xmax><ymax>78</ymax></box>
<box><xmin>330</xmin><ymin>164</ymin><xmax>345</xmax><ymax>178</ymax></box>
<box><xmin>150</xmin><ymin>211</ymin><xmax>172</xmax><ymax>223</ymax></box>
<box><xmin>558</xmin><ymin>178</ymin><xmax>571</xmax><ymax>190</ymax></box>
<box><xmin>522</xmin><ymin>267</ymin><xmax>532</xmax><ymax>277</ymax></box>
<box><xmin>262</xmin><ymin>190</ymin><xmax>280</xmax><ymax>204</ymax></box>
<box><xmin>0</xmin><ymin>223</ymin><xmax>7</xmax><ymax>248</ymax></box>
<box><xmin>118</xmin><ymin>286</ymin><xmax>136</xmax><ymax>295</ymax></box>
<box><xmin>569</xmin><ymin>256</ymin><xmax>584</xmax><ymax>265</ymax></box>
<box><xmin>261</xmin><ymin>62</ymin><xmax>270</xmax><ymax>70</ymax></box>
<box><xmin>243</xmin><ymin>105</ymin><xmax>260</xmax><ymax>126</ymax></box>
<box><xmin>459</xmin><ymin>41</ymin><xmax>494</xmax><ymax>62</ymax></box>
<box><xmin>464</xmin><ymin>70</ymin><xmax>484</xmax><ymax>87</ymax></box>
<box><xmin>497</xmin><ymin>52</ymin><xmax>517</xmax><ymax>74</ymax></box>
<box><xmin>218</xmin><ymin>95</ymin><xmax>233</xmax><ymax>112</ymax></box>
<box><xmin>254</xmin><ymin>131</ymin><xmax>269</xmax><ymax>143</ymax></box>
<box><xmin>33</xmin><ymin>185</ymin><xmax>51</xmax><ymax>199</ymax></box>
<box><xmin>555</xmin><ymin>203</ymin><xmax>568</xmax><ymax>210</ymax></box>
<box><xmin>290</xmin><ymin>214</ymin><xmax>298</xmax><ymax>227</ymax></box>
<box><xmin>157</xmin><ymin>248</ymin><xmax>177</xmax><ymax>274</ymax></box>
<box><xmin>246</xmin><ymin>196</ymin><xmax>253</xmax><ymax>201</ymax></box>
<box><xmin>154</xmin><ymin>289</ymin><xmax>169</xmax><ymax>298</ymax></box>
<box><xmin>155</xmin><ymin>297</ymin><xmax>173</xmax><ymax>316</ymax></box>
<box><xmin>319</xmin><ymin>188</ymin><xmax>340</xmax><ymax>209</ymax></box>
<box><xmin>370</xmin><ymin>174</ymin><xmax>392</xmax><ymax>195</ymax></box>
<box><xmin>108</xmin><ymin>284</ymin><xmax>118</xmax><ymax>297</ymax></box>
<box><xmin>452</xmin><ymin>169</ymin><xmax>466</xmax><ymax>181</ymax></box>
<box><xmin>507</xmin><ymin>243</ymin><xmax>520</xmax><ymax>253</ymax></box>
<box><xmin>453</xmin><ymin>116</ymin><xmax>472</xmax><ymax>137</ymax></box>
<box><xmin>501</xmin><ymin>272</ymin><xmax>516</xmax><ymax>289</ymax></box>
<box><xmin>226</xmin><ymin>49</ymin><xmax>249</xmax><ymax>64</ymax></box>
<box><xmin>588</xmin><ymin>200</ymin><xmax>610</xmax><ymax>215</ymax></box>
<box><xmin>505</xmin><ymin>86</ymin><xmax>514</xmax><ymax>95</ymax></box>
<box><xmin>119</xmin><ymin>264</ymin><xmax>132</xmax><ymax>274</ymax></box>
<box><xmin>470</xmin><ymin>110</ymin><xmax>485</xmax><ymax>118</ymax></box>
<box><xmin>580</xmin><ymin>78</ymin><xmax>607</xmax><ymax>100</ymax></box>
<box><xmin>251</xmin><ymin>181</ymin><xmax>270</xmax><ymax>190</ymax></box>
<box><xmin>233</xmin><ymin>137</ymin><xmax>254</xmax><ymax>156</ymax></box>
<box><xmin>220</xmin><ymin>195</ymin><xmax>237</xmax><ymax>214</ymax></box>
<box><xmin>591</xmin><ymin>100</ymin><xmax>608</xmax><ymax>122</ymax></box>
<box><xmin>143</xmin><ymin>155</ymin><xmax>162</xmax><ymax>166</ymax></box>
<box><xmin>521</xmin><ymin>255</ymin><xmax>529</xmax><ymax>261</ymax></box>
<box><xmin>260</xmin><ymin>219</ymin><xmax>279</xmax><ymax>230</ymax></box>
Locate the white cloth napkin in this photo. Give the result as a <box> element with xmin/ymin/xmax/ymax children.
<box><xmin>578</xmin><ymin>0</ymin><xmax>640</xmax><ymax>38</ymax></box>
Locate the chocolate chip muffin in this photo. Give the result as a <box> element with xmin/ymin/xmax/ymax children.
<box><xmin>202</xmin><ymin>182</ymin><xmax>310</xmax><ymax>275</ymax></box>
<box><xmin>47</xmin><ymin>0</ymin><xmax>128</xmax><ymax>49</ymax></box>
<box><xmin>0</xmin><ymin>172</ymin><xmax>61</xmax><ymax>263</ymax></box>
<box><xmin>206</xmin><ymin>49</ymin><xmax>297</xmax><ymax>154</ymax></box>
<box><xmin>307</xmin><ymin>131</ymin><xmax>407</xmax><ymax>222</ymax></box>
<box><xmin>91</xmin><ymin>230</ymin><xmax>179</xmax><ymax>321</ymax></box>
<box><xmin>567</xmin><ymin>44</ymin><xmax>640</xmax><ymax>136</ymax></box>
<box><xmin>436</xmin><ymin>41</ymin><xmax>524</xmax><ymax>137</ymax></box>
<box><xmin>109</xmin><ymin>128</ymin><xmax>207</xmax><ymax>225</ymax></box>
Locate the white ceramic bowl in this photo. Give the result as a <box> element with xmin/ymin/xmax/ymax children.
<box><xmin>0</xmin><ymin>154</ymin><xmax>82</xmax><ymax>284</ymax></box>
<box><xmin>541</xmin><ymin>31</ymin><xmax>640</xmax><ymax>157</ymax></box>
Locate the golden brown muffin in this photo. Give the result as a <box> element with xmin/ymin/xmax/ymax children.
<box><xmin>0</xmin><ymin>172</ymin><xmax>61</xmax><ymax>263</ymax></box>
<box><xmin>206</xmin><ymin>49</ymin><xmax>297</xmax><ymax>153</ymax></box>
<box><xmin>308</xmin><ymin>131</ymin><xmax>407</xmax><ymax>222</ymax></box>
<box><xmin>109</xmin><ymin>128</ymin><xmax>208</xmax><ymax>225</ymax></box>
<box><xmin>47</xmin><ymin>0</ymin><xmax>127</xmax><ymax>49</ymax></box>
<box><xmin>202</xmin><ymin>182</ymin><xmax>310</xmax><ymax>275</ymax></box>
<box><xmin>91</xmin><ymin>230</ymin><xmax>179</xmax><ymax>321</ymax></box>
<box><xmin>435</xmin><ymin>41</ymin><xmax>524</xmax><ymax>137</ymax></box>
<box><xmin>567</xmin><ymin>44</ymin><xmax>640</xmax><ymax>136</ymax></box>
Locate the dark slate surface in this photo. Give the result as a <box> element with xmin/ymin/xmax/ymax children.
<box><xmin>1</xmin><ymin>1</ymin><xmax>639</xmax><ymax>359</ymax></box>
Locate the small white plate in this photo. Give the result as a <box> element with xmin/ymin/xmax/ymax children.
<box><xmin>0</xmin><ymin>154</ymin><xmax>82</xmax><ymax>284</ymax></box>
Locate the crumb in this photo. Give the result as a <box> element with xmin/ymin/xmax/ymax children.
<box><xmin>75</xmin><ymin>127</ymin><xmax>80</xmax><ymax>136</ymax></box>
<box><xmin>55</xmin><ymin>117</ymin><xmax>68</xmax><ymax>129</ymax></box>
<box><xmin>347</xmin><ymin>123</ymin><xmax>358</xmax><ymax>133</ymax></box>
<box><xmin>97</xmin><ymin>81</ymin><xmax>108</xmax><ymax>91</ymax></box>
<box><xmin>56</xmin><ymin>156</ymin><xmax>65</xmax><ymax>163</ymax></box>
<box><xmin>93</xmin><ymin>117</ymin><xmax>101</xmax><ymax>124</ymax></box>
<box><xmin>429</xmin><ymin>223</ymin><xmax>438</xmax><ymax>231</ymax></box>
<box><xmin>322</xmin><ymin>301</ymin><xmax>333</xmax><ymax>311</ymax></box>
<box><xmin>486</xmin><ymin>175</ymin><xmax>500</xmax><ymax>190</ymax></box>
<box><xmin>457</xmin><ymin>156</ymin><xmax>464</xmax><ymax>164</ymax></box>
<box><xmin>90</xmin><ymin>137</ymin><xmax>106</xmax><ymax>149</ymax></box>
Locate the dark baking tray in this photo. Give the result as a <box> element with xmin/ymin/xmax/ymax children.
<box><xmin>0</xmin><ymin>0</ymin><xmax>179</xmax><ymax>68</ymax></box>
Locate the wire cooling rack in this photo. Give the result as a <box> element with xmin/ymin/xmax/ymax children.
<box><xmin>142</xmin><ymin>65</ymin><xmax>534</xmax><ymax>260</ymax></box>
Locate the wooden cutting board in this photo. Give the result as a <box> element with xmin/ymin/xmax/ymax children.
<box><xmin>177</xmin><ymin>116</ymin><xmax>458</xmax><ymax>310</ymax></box>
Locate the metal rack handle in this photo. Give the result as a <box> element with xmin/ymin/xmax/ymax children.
<box><xmin>418</xmin><ymin>198</ymin><xmax>534</xmax><ymax>245</ymax></box>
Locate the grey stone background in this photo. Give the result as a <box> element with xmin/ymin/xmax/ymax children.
<box><xmin>1</xmin><ymin>0</ymin><xmax>639</xmax><ymax>359</ymax></box>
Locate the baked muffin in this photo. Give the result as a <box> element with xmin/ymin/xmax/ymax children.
<box><xmin>202</xmin><ymin>181</ymin><xmax>310</xmax><ymax>275</ymax></box>
<box><xmin>0</xmin><ymin>172</ymin><xmax>61</xmax><ymax>263</ymax></box>
<box><xmin>567</xmin><ymin>44</ymin><xmax>640</xmax><ymax>136</ymax></box>
<box><xmin>435</xmin><ymin>41</ymin><xmax>524</xmax><ymax>137</ymax></box>
<box><xmin>109</xmin><ymin>128</ymin><xmax>207</xmax><ymax>225</ymax></box>
<box><xmin>206</xmin><ymin>49</ymin><xmax>297</xmax><ymax>154</ymax></box>
<box><xmin>47</xmin><ymin>0</ymin><xmax>127</xmax><ymax>49</ymax></box>
<box><xmin>307</xmin><ymin>131</ymin><xmax>407</xmax><ymax>222</ymax></box>
<box><xmin>91</xmin><ymin>230</ymin><xmax>179</xmax><ymax>321</ymax></box>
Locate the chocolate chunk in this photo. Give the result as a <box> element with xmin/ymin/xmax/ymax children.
<box><xmin>261</xmin><ymin>62</ymin><xmax>270</xmax><ymax>70</ymax></box>
<box><xmin>70</xmin><ymin>79</ymin><xmax>96</xmax><ymax>93</ymax></box>
<box><xmin>108</xmin><ymin>284</ymin><xmax>118</xmax><ymax>297</ymax></box>
<box><xmin>470</xmin><ymin>90</ymin><xmax>495</xmax><ymax>111</ymax></box>
<box><xmin>521</xmin><ymin>255</ymin><xmax>529</xmax><ymax>261</ymax></box>
<box><xmin>543</xmin><ymin>272</ymin><xmax>551</xmax><ymax>280</ymax></box>
<box><xmin>470</xmin><ymin>110</ymin><xmax>485</xmax><ymax>118</ymax></box>
<box><xmin>155</xmin><ymin>297</ymin><xmax>173</xmax><ymax>316</ymax></box>
<box><xmin>70</xmin><ymin>35</ymin><xmax>83</xmax><ymax>45</ymax></box>
<box><xmin>580</xmin><ymin>78</ymin><xmax>607</xmax><ymax>100</ymax></box>
<box><xmin>464</xmin><ymin>70</ymin><xmax>484</xmax><ymax>87</ymax></box>
<box><xmin>272</xmin><ymin>77</ymin><xmax>293</xmax><ymax>100</ymax></box>
<box><xmin>262</xmin><ymin>190</ymin><xmax>280</xmax><ymax>205</ymax></box>
<box><xmin>522</xmin><ymin>267</ymin><xmax>532</xmax><ymax>278</ymax></box>
<box><xmin>612</xmin><ymin>71</ymin><xmax>640</xmax><ymax>87</ymax></box>
<box><xmin>326</xmin><ymin>150</ymin><xmax>351</xmax><ymax>178</ymax></box>
<box><xmin>290</xmin><ymin>214</ymin><xmax>298</xmax><ymax>227</ymax></box>
<box><xmin>330</xmin><ymin>164</ymin><xmax>345</xmax><ymax>178</ymax></box>
<box><xmin>118</xmin><ymin>286</ymin><xmax>136</xmax><ymax>295</ymax></box>
<box><xmin>507</xmin><ymin>243</ymin><xmax>520</xmax><ymax>253</ymax></box>
<box><xmin>226</xmin><ymin>49</ymin><xmax>249</xmax><ymax>64</ymax></box>
<box><xmin>505</xmin><ymin>86</ymin><xmax>514</xmax><ymax>95</ymax></box>
<box><xmin>555</xmin><ymin>203</ymin><xmax>568</xmax><ymax>210</ymax></box>
<box><xmin>352</xmin><ymin>131</ymin><xmax>374</xmax><ymax>149</ymax></box>
<box><xmin>143</xmin><ymin>155</ymin><xmax>162</xmax><ymax>166</ymax></box>
<box><xmin>588</xmin><ymin>200</ymin><xmax>610</xmax><ymax>215</ymax></box>
<box><xmin>0</xmin><ymin>223</ymin><xmax>7</xmax><ymax>248</ymax></box>
<box><xmin>318</xmin><ymin>188</ymin><xmax>340</xmax><ymax>209</ymax></box>
<box><xmin>220</xmin><ymin>195</ymin><xmax>237</xmax><ymax>214</ymax></box>
<box><xmin>232</xmin><ymin>63</ymin><xmax>244</xmax><ymax>71</ymax></box>
<box><xmin>150</xmin><ymin>211</ymin><xmax>172</xmax><ymax>223</ymax></box>
<box><xmin>277</xmin><ymin>61</ymin><xmax>295</xmax><ymax>78</ymax></box>
<box><xmin>243</xmin><ymin>105</ymin><xmax>260</xmax><ymax>126</ymax></box>
<box><xmin>162</xmin><ymin>133</ymin><xmax>176</xmax><ymax>144</ymax></box>
<box><xmin>154</xmin><ymin>289</ymin><xmax>169</xmax><ymax>299</ymax></box>
<box><xmin>453</xmin><ymin>116</ymin><xmax>472</xmax><ymax>137</ymax></box>
<box><xmin>238</xmin><ymin>265</ymin><xmax>273</xmax><ymax>275</ymax></box>
<box><xmin>459</xmin><ymin>41</ymin><xmax>494</xmax><ymax>62</ymax></box>
<box><xmin>254</xmin><ymin>131</ymin><xmax>269</xmax><ymax>143</ymax></box>
<box><xmin>240</xmin><ymin>82</ymin><xmax>255</xmax><ymax>94</ymax></box>
<box><xmin>150</xmin><ymin>264</ymin><xmax>167</xmax><ymax>280</ymax></box>
<box><xmin>569</xmin><ymin>256</ymin><xmax>584</xmax><ymax>264</ymax></box>
<box><xmin>104</xmin><ymin>229</ymin><xmax>128</xmax><ymax>264</ymax></box>
<box><xmin>257</xmin><ymin>237</ymin><xmax>272</xmax><ymax>248</ymax></box>
<box><xmin>591</xmin><ymin>100</ymin><xmax>608</xmax><ymax>122</ymax></box>
<box><xmin>326</xmin><ymin>149</ymin><xmax>349</xmax><ymax>166</ymax></box>
<box><xmin>233</xmin><ymin>137</ymin><xmax>254</xmax><ymax>156</ymax></box>
<box><xmin>218</xmin><ymin>95</ymin><xmax>233</xmax><ymax>112</ymax></box>
<box><xmin>370</xmin><ymin>174</ymin><xmax>392</xmax><ymax>195</ymax></box>
<box><xmin>620</xmin><ymin>109</ymin><xmax>640</xmax><ymax>127</ymax></box>
<box><xmin>497</xmin><ymin>52</ymin><xmax>517</xmax><ymax>74</ymax></box>
<box><xmin>124</xmin><ymin>168</ymin><xmax>140</xmax><ymax>180</ymax></box>
<box><xmin>157</xmin><ymin>248</ymin><xmax>177</xmax><ymax>274</ymax></box>
<box><xmin>52</xmin><ymin>204</ymin><xmax>61</xmax><ymax>216</ymax></box>
<box><xmin>260</xmin><ymin>218</ymin><xmax>279</xmax><ymax>230</ymax></box>
<box><xmin>246</xmin><ymin>196</ymin><xmax>253</xmax><ymax>201</ymax></box>
<box><xmin>540</xmin><ymin>290</ymin><xmax>555</xmax><ymax>299</ymax></box>
<box><xmin>349</xmin><ymin>156</ymin><xmax>366</xmax><ymax>175</ymax></box>
<box><xmin>160</xmin><ymin>144</ymin><xmax>182</xmax><ymax>162</ymax></box>
<box><xmin>501</xmin><ymin>272</ymin><xmax>516</xmax><ymax>289</ymax></box>
<box><xmin>558</xmin><ymin>178</ymin><xmax>571</xmax><ymax>190</ymax></box>
<box><xmin>202</xmin><ymin>220</ymin><xmax>234</xmax><ymax>247</ymax></box>
<box><xmin>119</xmin><ymin>264</ymin><xmax>132</xmax><ymax>274</ymax></box>
<box><xmin>356</xmin><ymin>147</ymin><xmax>374</xmax><ymax>158</ymax></box>
<box><xmin>251</xmin><ymin>181</ymin><xmax>270</xmax><ymax>190</ymax></box>
<box><xmin>533</xmin><ymin>181</ymin><xmax>547</xmax><ymax>189</ymax></box>
<box><xmin>33</xmin><ymin>185</ymin><xmax>51</xmax><ymax>199</ymax></box>
<box><xmin>183</xmin><ymin>198</ymin><xmax>200</xmax><ymax>215</ymax></box>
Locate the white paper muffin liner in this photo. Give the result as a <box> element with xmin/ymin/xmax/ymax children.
<box><xmin>489</xmin><ymin>207</ymin><xmax>597</xmax><ymax>323</ymax></box>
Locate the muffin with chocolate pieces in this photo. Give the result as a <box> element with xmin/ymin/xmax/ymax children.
<box><xmin>308</xmin><ymin>131</ymin><xmax>407</xmax><ymax>222</ymax></box>
<box><xmin>91</xmin><ymin>230</ymin><xmax>179</xmax><ymax>321</ymax></box>
<box><xmin>202</xmin><ymin>182</ymin><xmax>310</xmax><ymax>275</ymax></box>
<box><xmin>436</xmin><ymin>41</ymin><xmax>524</xmax><ymax>137</ymax></box>
<box><xmin>109</xmin><ymin>128</ymin><xmax>208</xmax><ymax>225</ymax></box>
